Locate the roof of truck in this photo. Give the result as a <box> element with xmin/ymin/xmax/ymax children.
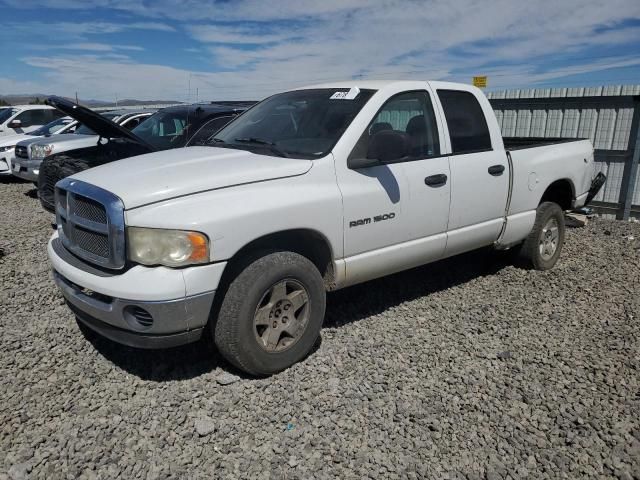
<box><xmin>299</xmin><ymin>80</ymin><xmax>475</xmax><ymax>91</ymax></box>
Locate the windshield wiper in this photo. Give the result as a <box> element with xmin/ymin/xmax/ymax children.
<box><xmin>233</xmin><ymin>137</ymin><xmax>289</xmax><ymax>157</ymax></box>
<box><xmin>201</xmin><ymin>137</ymin><xmax>227</xmax><ymax>147</ymax></box>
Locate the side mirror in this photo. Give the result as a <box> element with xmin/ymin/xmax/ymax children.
<box><xmin>348</xmin><ymin>156</ymin><xmax>380</xmax><ymax>169</ymax></box>
<box><xmin>8</xmin><ymin>119</ymin><xmax>21</xmax><ymax>129</ymax></box>
<box><xmin>366</xmin><ymin>130</ymin><xmax>410</xmax><ymax>164</ymax></box>
<box><xmin>348</xmin><ymin>130</ymin><xmax>411</xmax><ymax>169</ymax></box>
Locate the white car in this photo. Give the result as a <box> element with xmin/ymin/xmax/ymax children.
<box><xmin>48</xmin><ymin>80</ymin><xmax>605</xmax><ymax>375</ymax></box>
<box><xmin>0</xmin><ymin>117</ymin><xmax>77</xmax><ymax>178</ymax></box>
<box><xmin>13</xmin><ymin>109</ymin><xmax>153</xmax><ymax>186</ymax></box>
<box><xmin>0</xmin><ymin>105</ymin><xmax>64</xmax><ymax>138</ymax></box>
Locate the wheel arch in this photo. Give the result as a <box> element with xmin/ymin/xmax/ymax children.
<box><xmin>220</xmin><ymin>228</ymin><xmax>337</xmax><ymax>291</ymax></box>
<box><xmin>539</xmin><ymin>178</ymin><xmax>575</xmax><ymax>211</ymax></box>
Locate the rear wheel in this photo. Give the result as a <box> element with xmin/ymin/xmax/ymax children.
<box><xmin>518</xmin><ymin>201</ymin><xmax>565</xmax><ymax>270</ymax></box>
<box><xmin>213</xmin><ymin>251</ymin><xmax>326</xmax><ymax>376</ymax></box>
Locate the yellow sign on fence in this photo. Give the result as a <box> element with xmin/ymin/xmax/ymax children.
<box><xmin>473</xmin><ymin>76</ymin><xmax>487</xmax><ymax>88</ymax></box>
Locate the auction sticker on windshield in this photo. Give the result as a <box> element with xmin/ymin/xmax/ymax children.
<box><xmin>330</xmin><ymin>87</ymin><xmax>360</xmax><ymax>100</ymax></box>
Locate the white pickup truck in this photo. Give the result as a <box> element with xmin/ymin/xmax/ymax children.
<box><xmin>48</xmin><ymin>81</ymin><xmax>605</xmax><ymax>375</ymax></box>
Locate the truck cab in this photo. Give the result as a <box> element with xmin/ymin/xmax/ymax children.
<box><xmin>47</xmin><ymin>81</ymin><xmax>603</xmax><ymax>375</ymax></box>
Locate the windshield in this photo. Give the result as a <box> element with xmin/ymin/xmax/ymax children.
<box><xmin>30</xmin><ymin>117</ymin><xmax>73</xmax><ymax>136</ymax></box>
<box><xmin>211</xmin><ymin>88</ymin><xmax>375</xmax><ymax>158</ymax></box>
<box><xmin>131</xmin><ymin>109</ymin><xmax>189</xmax><ymax>150</ymax></box>
<box><xmin>0</xmin><ymin>108</ymin><xmax>18</xmax><ymax>124</ymax></box>
<box><xmin>74</xmin><ymin>113</ymin><xmax>118</xmax><ymax>136</ymax></box>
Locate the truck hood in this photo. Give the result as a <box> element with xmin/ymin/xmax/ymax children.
<box><xmin>0</xmin><ymin>133</ymin><xmax>31</xmax><ymax>147</ymax></box>
<box><xmin>45</xmin><ymin>96</ymin><xmax>155</xmax><ymax>151</ymax></box>
<box><xmin>71</xmin><ymin>146</ymin><xmax>313</xmax><ymax>209</ymax></box>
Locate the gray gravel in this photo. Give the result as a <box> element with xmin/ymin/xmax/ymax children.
<box><xmin>1</xmin><ymin>178</ymin><xmax>639</xmax><ymax>480</ymax></box>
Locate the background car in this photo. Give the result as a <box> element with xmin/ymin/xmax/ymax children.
<box><xmin>0</xmin><ymin>105</ymin><xmax>64</xmax><ymax>138</ymax></box>
<box><xmin>0</xmin><ymin>116</ymin><xmax>77</xmax><ymax>178</ymax></box>
<box><xmin>15</xmin><ymin>107</ymin><xmax>153</xmax><ymax>202</ymax></box>
<box><xmin>37</xmin><ymin>97</ymin><xmax>254</xmax><ymax>212</ymax></box>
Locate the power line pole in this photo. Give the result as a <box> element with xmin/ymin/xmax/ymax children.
<box><xmin>75</xmin><ymin>92</ymin><xmax>78</xmax><ymax>104</ymax></box>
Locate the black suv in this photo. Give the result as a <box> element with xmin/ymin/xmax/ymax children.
<box><xmin>38</xmin><ymin>97</ymin><xmax>254</xmax><ymax>212</ymax></box>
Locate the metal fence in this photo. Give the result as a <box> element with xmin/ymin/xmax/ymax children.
<box><xmin>488</xmin><ymin>85</ymin><xmax>640</xmax><ymax>220</ymax></box>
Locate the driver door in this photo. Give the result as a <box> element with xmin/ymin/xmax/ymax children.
<box><xmin>337</xmin><ymin>90</ymin><xmax>450</xmax><ymax>285</ymax></box>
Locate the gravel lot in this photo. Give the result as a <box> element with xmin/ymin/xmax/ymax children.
<box><xmin>1</xmin><ymin>178</ymin><xmax>639</xmax><ymax>480</ymax></box>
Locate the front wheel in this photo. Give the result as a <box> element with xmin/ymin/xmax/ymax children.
<box><xmin>213</xmin><ymin>251</ymin><xmax>326</xmax><ymax>376</ymax></box>
<box><xmin>518</xmin><ymin>201</ymin><xmax>566</xmax><ymax>270</ymax></box>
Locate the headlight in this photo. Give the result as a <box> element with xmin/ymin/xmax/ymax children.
<box><xmin>0</xmin><ymin>145</ymin><xmax>14</xmax><ymax>152</ymax></box>
<box><xmin>127</xmin><ymin>227</ymin><xmax>209</xmax><ymax>267</ymax></box>
<box><xmin>31</xmin><ymin>144</ymin><xmax>54</xmax><ymax>160</ymax></box>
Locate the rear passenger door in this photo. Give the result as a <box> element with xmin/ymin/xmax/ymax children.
<box><xmin>435</xmin><ymin>89</ymin><xmax>509</xmax><ymax>256</ymax></box>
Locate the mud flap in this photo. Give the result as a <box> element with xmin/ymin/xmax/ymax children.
<box><xmin>585</xmin><ymin>172</ymin><xmax>606</xmax><ymax>206</ymax></box>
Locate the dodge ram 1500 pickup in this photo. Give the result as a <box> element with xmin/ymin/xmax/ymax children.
<box><xmin>47</xmin><ymin>81</ymin><xmax>605</xmax><ymax>375</ymax></box>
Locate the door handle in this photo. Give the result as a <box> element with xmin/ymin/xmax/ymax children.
<box><xmin>424</xmin><ymin>173</ymin><xmax>448</xmax><ymax>187</ymax></box>
<box><xmin>488</xmin><ymin>164</ymin><xmax>505</xmax><ymax>176</ymax></box>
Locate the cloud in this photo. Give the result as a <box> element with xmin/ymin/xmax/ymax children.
<box><xmin>30</xmin><ymin>43</ymin><xmax>145</xmax><ymax>52</ymax></box>
<box><xmin>2</xmin><ymin>0</ymin><xmax>640</xmax><ymax>100</ymax></box>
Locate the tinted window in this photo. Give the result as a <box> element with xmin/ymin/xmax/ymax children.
<box><xmin>30</xmin><ymin>117</ymin><xmax>74</xmax><ymax>136</ymax></box>
<box><xmin>0</xmin><ymin>108</ymin><xmax>18</xmax><ymax>123</ymax></box>
<box><xmin>131</xmin><ymin>110</ymin><xmax>190</xmax><ymax>150</ymax></box>
<box><xmin>437</xmin><ymin>90</ymin><xmax>491</xmax><ymax>154</ymax></box>
<box><xmin>349</xmin><ymin>91</ymin><xmax>440</xmax><ymax>162</ymax></box>
<box><xmin>14</xmin><ymin>109</ymin><xmax>52</xmax><ymax>128</ymax></box>
<box><xmin>187</xmin><ymin>115</ymin><xmax>235</xmax><ymax>146</ymax></box>
<box><xmin>121</xmin><ymin>115</ymin><xmax>146</xmax><ymax>130</ymax></box>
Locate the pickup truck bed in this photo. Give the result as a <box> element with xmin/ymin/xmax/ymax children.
<box><xmin>503</xmin><ymin>137</ymin><xmax>588</xmax><ymax>150</ymax></box>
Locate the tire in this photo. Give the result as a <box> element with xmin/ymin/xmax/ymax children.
<box><xmin>213</xmin><ymin>251</ymin><xmax>326</xmax><ymax>376</ymax></box>
<box><xmin>518</xmin><ymin>201</ymin><xmax>566</xmax><ymax>270</ymax></box>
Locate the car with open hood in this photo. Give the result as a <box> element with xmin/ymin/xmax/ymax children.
<box><xmin>37</xmin><ymin>97</ymin><xmax>253</xmax><ymax>212</ymax></box>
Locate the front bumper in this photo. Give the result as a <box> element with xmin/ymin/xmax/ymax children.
<box><xmin>0</xmin><ymin>154</ymin><xmax>13</xmax><ymax>176</ymax></box>
<box><xmin>55</xmin><ymin>271</ymin><xmax>213</xmax><ymax>348</ymax></box>
<box><xmin>11</xmin><ymin>158</ymin><xmax>39</xmax><ymax>182</ymax></box>
<box><xmin>48</xmin><ymin>233</ymin><xmax>226</xmax><ymax>349</ymax></box>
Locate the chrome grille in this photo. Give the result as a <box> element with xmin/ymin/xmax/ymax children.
<box><xmin>73</xmin><ymin>196</ymin><xmax>108</xmax><ymax>224</ymax></box>
<box><xmin>15</xmin><ymin>146</ymin><xmax>28</xmax><ymax>159</ymax></box>
<box><xmin>55</xmin><ymin>178</ymin><xmax>125</xmax><ymax>270</ymax></box>
<box><xmin>73</xmin><ymin>226</ymin><xmax>110</xmax><ymax>258</ymax></box>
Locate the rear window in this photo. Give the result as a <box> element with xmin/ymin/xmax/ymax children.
<box><xmin>437</xmin><ymin>90</ymin><xmax>492</xmax><ymax>154</ymax></box>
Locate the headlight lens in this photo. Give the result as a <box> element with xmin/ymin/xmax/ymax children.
<box><xmin>127</xmin><ymin>227</ymin><xmax>209</xmax><ymax>267</ymax></box>
<box><xmin>0</xmin><ymin>145</ymin><xmax>14</xmax><ymax>152</ymax></box>
<box><xmin>31</xmin><ymin>144</ymin><xmax>54</xmax><ymax>160</ymax></box>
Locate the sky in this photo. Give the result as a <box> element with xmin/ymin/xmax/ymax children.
<box><xmin>0</xmin><ymin>0</ymin><xmax>639</xmax><ymax>102</ymax></box>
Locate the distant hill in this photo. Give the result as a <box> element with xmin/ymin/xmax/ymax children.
<box><xmin>0</xmin><ymin>94</ymin><xmax>183</xmax><ymax>108</ymax></box>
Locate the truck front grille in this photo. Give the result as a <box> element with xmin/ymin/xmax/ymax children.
<box><xmin>55</xmin><ymin>178</ymin><xmax>125</xmax><ymax>270</ymax></box>
<box><xmin>15</xmin><ymin>146</ymin><xmax>28</xmax><ymax>159</ymax></box>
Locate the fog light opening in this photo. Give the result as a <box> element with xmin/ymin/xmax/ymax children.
<box><xmin>123</xmin><ymin>305</ymin><xmax>154</xmax><ymax>330</ymax></box>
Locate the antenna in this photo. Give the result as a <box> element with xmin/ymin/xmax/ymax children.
<box><xmin>75</xmin><ymin>91</ymin><xmax>78</xmax><ymax>104</ymax></box>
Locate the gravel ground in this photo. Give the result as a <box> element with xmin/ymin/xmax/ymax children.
<box><xmin>1</xmin><ymin>178</ymin><xmax>639</xmax><ymax>480</ymax></box>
